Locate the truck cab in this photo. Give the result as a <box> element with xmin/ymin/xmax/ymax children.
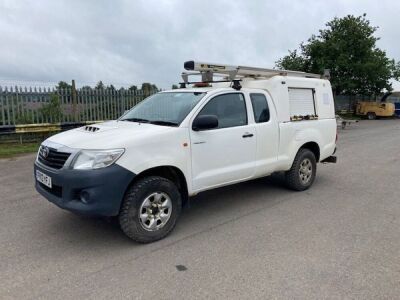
<box><xmin>34</xmin><ymin>61</ymin><xmax>337</xmax><ymax>243</ymax></box>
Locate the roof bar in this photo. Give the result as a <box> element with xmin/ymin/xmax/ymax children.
<box><xmin>183</xmin><ymin>60</ymin><xmax>321</xmax><ymax>79</ymax></box>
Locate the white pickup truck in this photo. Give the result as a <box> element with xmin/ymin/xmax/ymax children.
<box><xmin>34</xmin><ymin>61</ymin><xmax>337</xmax><ymax>243</ymax></box>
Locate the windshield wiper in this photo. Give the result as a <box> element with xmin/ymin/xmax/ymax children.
<box><xmin>149</xmin><ymin>120</ymin><xmax>179</xmax><ymax>127</ymax></box>
<box><xmin>121</xmin><ymin>118</ymin><xmax>178</xmax><ymax>126</ymax></box>
<box><xmin>121</xmin><ymin>117</ymin><xmax>150</xmax><ymax>123</ymax></box>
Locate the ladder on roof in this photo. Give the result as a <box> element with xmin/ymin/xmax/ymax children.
<box><xmin>181</xmin><ymin>61</ymin><xmax>326</xmax><ymax>87</ymax></box>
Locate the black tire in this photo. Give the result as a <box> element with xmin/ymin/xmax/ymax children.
<box><xmin>285</xmin><ymin>148</ymin><xmax>317</xmax><ymax>191</ymax></box>
<box><xmin>119</xmin><ymin>176</ymin><xmax>182</xmax><ymax>243</ymax></box>
<box><xmin>367</xmin><ymin>112</ymin><xmax>376</xmax><ymax>120</ymax></box>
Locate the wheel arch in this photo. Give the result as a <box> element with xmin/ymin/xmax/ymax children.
<box><xmin>126</xmin><ymin>165</ymin><xmax>189</xmax><ymax>205</ymax></box>
<box><xmin>299</xmin><ymin>141</ymin><xmax>320</xmax><ymax>162</ymax></box>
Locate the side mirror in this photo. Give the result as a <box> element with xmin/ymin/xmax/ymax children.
<box><xmin>192</xmin><ymin>115</ymin><xmax>218</xmax><ymax>131</ymax></box>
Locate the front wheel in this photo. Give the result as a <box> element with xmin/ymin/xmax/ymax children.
<box><xmin>119</xmin><ymin>176</ymin><xmax>182</xmax><ymax>243</ymax></box>
<box><xmin>367</xmin><ymin>112</ymin><xmax>376</xmax><ymax>120</ymax></box>
<box><xmin>285</xmin><ymin>149</ymin><xmax>316</xmax><ymax>191</ymax></box>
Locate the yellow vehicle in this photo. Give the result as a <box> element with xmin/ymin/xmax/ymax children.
<box><xmin>356</xmin><ymin>101</ymin><xmax>395</xmax><ymax>120</ymax></box>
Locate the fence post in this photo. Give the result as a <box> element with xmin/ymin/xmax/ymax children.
<box><xmin>0</xmin><ymin>86</ymin><xmax>4</xmax><ymax>126</ymax></box>
<box><xmin>71</xmin><ymin>79</ymin><xmax>78</xmax><ymax>122</ymax></box>
<box><xmin>122</xmin><ymin>89</ymin><xmax>126</xmax><ymax>115</ymax></box>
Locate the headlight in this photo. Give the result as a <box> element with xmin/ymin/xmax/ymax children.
<box><xmin>72</xmin><ymin>149</ymin><xmax>124</xmax><ymax>170</ymax></box>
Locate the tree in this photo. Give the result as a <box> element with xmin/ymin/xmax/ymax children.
<box><xmin>393</xmin><ymin>61</ymin><xmax>400</xmax><ymax>81</ymax></box>
<box><xmin>128</xmin><ymin>85</ymin><xmax>137</xmax><ymax>91</ymax></box>
<box><xmin>141</xmin><ymin>82</ymin><xmax>158</xmax><ymax>96</ymax></box>
<box><xmin>141</xmin><ymin>83</ymin><xmax>158</xmax><ymax>91</ymax></box>
<box><xmin>171</xmin><ymin>84</ymin><xmax>179</xmax><ymax>89</ymax></box>
<box><xmin>40</xmin><ymin>93</ymin><xmax>63</xmax><ymax>122</ymax></box>
<box><xmin>56</xmin><ymin>81</ymin><xmax>71</xmax><ymax>90</ymax></box>
<box><xmin>276</xmin><ymin>50</ymin><xmax>308</xmax><ymax>71</ymax></box>
<box><xmin>276</xmin><ymin>14</ymin><xmax>397</xmax><ymax>96</ymax></box>
<box><xmin>95</xmin><ymin>81</ymin><xmax>105</xmax><ymax>90</ymax></box>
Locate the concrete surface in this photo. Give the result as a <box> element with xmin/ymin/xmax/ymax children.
<box><xmin>0</xmin><ymin>120</ymin><xmax>399</xmax><ymax>299</ymax></box>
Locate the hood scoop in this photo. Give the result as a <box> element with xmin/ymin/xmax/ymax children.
<box><xmin>78</xmin><ymin>121</ymin><xmax>123</xmax><ymax>133</ymax></box>
<box><xmin>82</xmin><ymin>125</ymin><xmax>100</xmax><ymax>133</ymax></box>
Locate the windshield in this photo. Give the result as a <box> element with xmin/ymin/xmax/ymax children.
<box><xmin>120</xmin><ymin>92</ymin><xmax>205</xmax><ymax>126</ymax></box>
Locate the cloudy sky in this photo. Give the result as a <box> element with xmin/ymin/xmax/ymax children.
<box><xmin>0</xmin><ymin>0</ymin><xmax>399</xmax><ymax>89</ymax></box>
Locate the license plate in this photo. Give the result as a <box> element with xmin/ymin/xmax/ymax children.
<box><xmin>36</xmin><ymin>170</ymin><xmax>52</xmax><ymax>188</ymax></box>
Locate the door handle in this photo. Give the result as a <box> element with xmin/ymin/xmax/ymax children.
<box><xmin>242</xmin><ymin>133</ymin><xmax>254</xmax><ymax>138</ymax></box>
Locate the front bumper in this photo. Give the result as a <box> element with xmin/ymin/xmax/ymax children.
<box><xmin>34</xmin><ymin>162</ymin><xmax>136</xmax><ymax>216</ymax></box>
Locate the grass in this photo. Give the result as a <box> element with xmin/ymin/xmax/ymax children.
<box><xmin>0</xmin><ymin>142</ymin><xmax>40</xmax><ymax>159</ymax></box>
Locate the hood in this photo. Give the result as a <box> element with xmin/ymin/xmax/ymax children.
<box><xmin>47</xmin><ymin>120</ymin><xmax>178</xmax><ymax>149</ymax></box>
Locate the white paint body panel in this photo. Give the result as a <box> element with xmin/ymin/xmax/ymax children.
<box><xmin>44</xmin><ymin>76</ymin><xmax>336</xmax><ymax>196</ymax></box>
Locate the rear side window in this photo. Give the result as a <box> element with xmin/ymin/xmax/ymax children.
<box><xmin>197</xmin><ymin>93</ymin><xmax>247</xmax><ymax>129</ymax></box>
<box><xmin>250</xmin><ymin>93</ymin><xmax>270</xmax><ymax>123</ymax></box>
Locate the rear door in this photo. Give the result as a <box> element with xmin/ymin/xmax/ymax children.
<box><xmin>190</xmin><ymin>92</ymin><xmax>256</xmax><ymax>191</ymax></box>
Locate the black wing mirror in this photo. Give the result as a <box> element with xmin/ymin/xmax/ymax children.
<box><xmin>192</xmin><ymin>115</ymin><xmax>218</xmax><ymax>131</ymax></box>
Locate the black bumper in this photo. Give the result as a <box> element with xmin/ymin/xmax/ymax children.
<box><xmin>34</xmin><ymin>162</ymin><xmax>135</xmax><ymax>216</ymax></box>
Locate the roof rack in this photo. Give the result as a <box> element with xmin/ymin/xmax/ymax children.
<box><xmin>181</xmin><ymin>61</ymin><xmax>326</xmax><ymax>88</ymax></box>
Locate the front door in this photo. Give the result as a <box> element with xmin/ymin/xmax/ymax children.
<box><xmin>190</xmin><ymin>92</ymin><xmax>256</xmax><ymax>191</ymax></box>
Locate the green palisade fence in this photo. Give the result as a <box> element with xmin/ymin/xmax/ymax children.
<box><xmin>0</xmin><ymin>86</ymin><xmax>158</xmax><ymax>126</ymax></box>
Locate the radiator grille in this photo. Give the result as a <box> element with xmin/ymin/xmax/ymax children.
<box><xmin>38</xmin><ymin>146</ymin><xmax>71</xmax><ymax>169</ymax></box>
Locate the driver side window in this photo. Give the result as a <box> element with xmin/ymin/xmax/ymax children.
<box><xmin>197</xmin><ymin>93</ymin><xmax>247</xmax><ymax>129</ymax></box>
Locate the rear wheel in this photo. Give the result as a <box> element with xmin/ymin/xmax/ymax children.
<box><xmin>119</xmin><ymin>176</ymin><xmax>182</xmax><ymax>243</ymax></box>
<box><xmin>367</xmin><ymin>112</ymin><xmax>376</xmax><ymax>120</ymax></box>
<box><xmin>285</xmin><ymin>149</ymin><xmax>316</xmax><ymax>191</ymax></box>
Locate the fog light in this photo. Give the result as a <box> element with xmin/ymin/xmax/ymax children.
<box><xmin>80</xmin><ymin>191</ymin><xmax>90</xmax><ymax>204</ymax></box>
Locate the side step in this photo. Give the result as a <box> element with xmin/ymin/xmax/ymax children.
<box><xmin>321</xmin><ymin>156</ymin><xmax>337</xmax><ymax>163</ymax></box>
